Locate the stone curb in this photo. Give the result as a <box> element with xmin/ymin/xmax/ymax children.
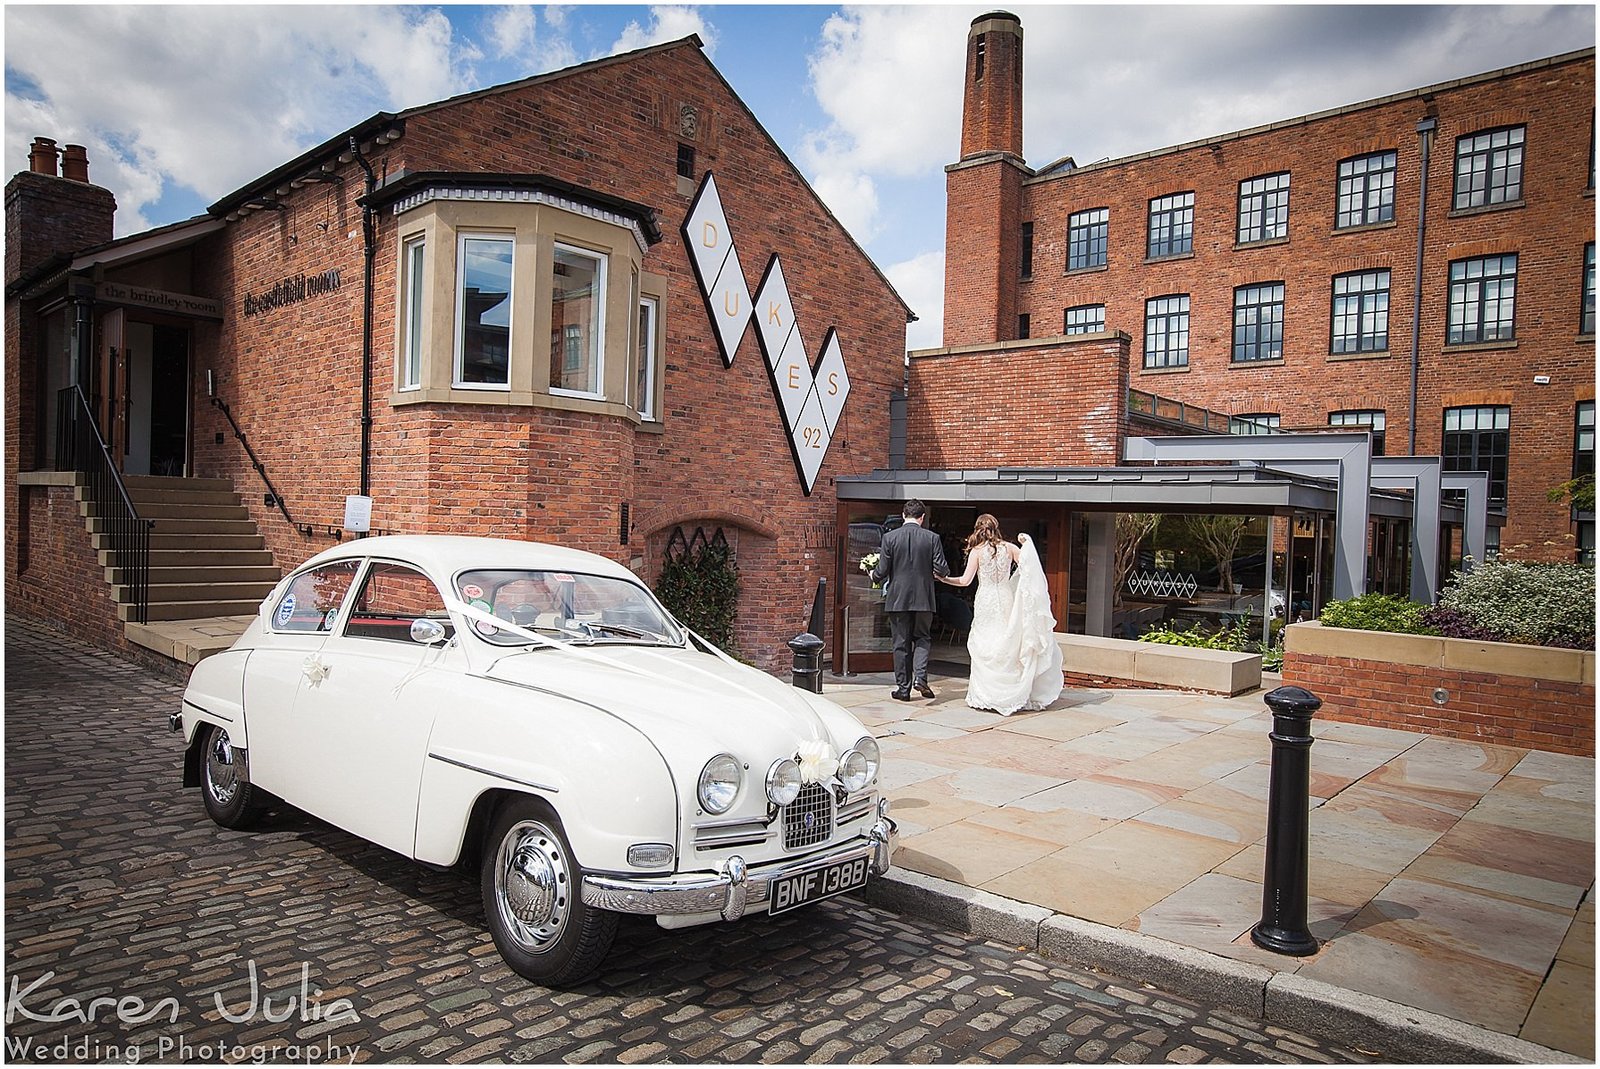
<box><xmin>863</xmin><ymin>868</ymin><xmax>1581</xmax><ymax>1065</ymax></box>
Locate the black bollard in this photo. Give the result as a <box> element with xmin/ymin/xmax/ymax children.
<box><xmin>807</xmin><ymin>578</ymin><xmax>828</xmax><ymax>641</ymax></box>
<box><xmin>1251</xmin><ymin>684</ymin><xmax>1322</xmax><ymax>956</ymax></box>
<box><xmin>788</xmin><ymin>632</ymin><xmax>824</xmax><ymax>694</ymax></box>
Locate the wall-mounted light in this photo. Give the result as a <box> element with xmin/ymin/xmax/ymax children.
<box><xmin>206</xmin><ymin>369</ymin><xmax>215</xmax><ymax>397</ymax></box>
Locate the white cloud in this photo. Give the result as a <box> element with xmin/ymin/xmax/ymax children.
<box><xmin>885</xmin><ymin>249</ymin><xmax>945</xmax><ymax>353</ymax></box>
<box><xmin>810</xmin><ymin>169</ymin><xmax>880</xmax><ymax>245</ymax></box>
<box><xmin>487</xmin><ymin>6</ymin><xmax>536</xmax><ymax>60</ymax></box>
<box><xmin>610</xmin><ymin>6</ymin><xmax>718</xmax><ymax>57</ymax></box>
<box><xmin>4</xmin><ymin>5</ymin><xmax>475</xmax><ymax>236</ymax></box>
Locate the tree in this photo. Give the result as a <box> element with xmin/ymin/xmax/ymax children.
<box><xmin>1184</xmin><ymin>514</ymin><xmax>1250</xmax><ymax>594</ymax></box>
<box><xmin>1547</xmin><ymin>473</ymin><xmax>1596</xmax><ymax>513</ymax></box>
<box><xmin>1113</xmin><ymin>513</ymin><xmax>1162</xmax><ymax>609</ymax></box>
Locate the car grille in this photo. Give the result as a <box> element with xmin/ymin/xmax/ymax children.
<box><xmin>783</xmin><ymin>783</ymin><xmax>834</xmax><ymax>849</ymax></box>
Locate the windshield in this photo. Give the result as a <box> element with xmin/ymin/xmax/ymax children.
<box><xmin>454</xmin><ymin>569</ymin><xmax>684</xmax><ymax>647</ymax></box>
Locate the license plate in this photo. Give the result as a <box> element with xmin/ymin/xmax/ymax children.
<box><xmin>768</xmin><ymin>855</ymin><xmax>870</xmax><ymax>916</ymax></box>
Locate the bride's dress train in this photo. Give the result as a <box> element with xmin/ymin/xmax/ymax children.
<box><xmin>964</xmin><ymin>535</ymin><xmax>1064</xmax><ymax>715</ymax></box>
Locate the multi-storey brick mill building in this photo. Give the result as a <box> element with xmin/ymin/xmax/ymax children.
<box><xmin>940</xmin><ymin>11</ymin><xmax>1594</xmax><ymax>564</ymax></box>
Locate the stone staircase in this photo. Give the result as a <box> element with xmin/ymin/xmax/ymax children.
<box><xmin>86</xmin><ymin>475</ymin><xmax>281</xmax><ymax>664</ymax></box>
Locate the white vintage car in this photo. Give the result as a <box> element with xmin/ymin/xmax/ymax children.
<box><xmin>175</xmin><ymin>535</ymin><xmax>895</xmax><ymax>985</ymax></box>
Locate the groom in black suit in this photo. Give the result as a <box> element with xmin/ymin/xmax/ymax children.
<box><xmin>870</xmin><ymin>499</ymin><xmax>950</xmax><ymax>701</ymax></box>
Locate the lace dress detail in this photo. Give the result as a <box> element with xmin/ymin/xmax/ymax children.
<box><xmin>964</xmin><ymin>539</ymin><xmax>1065</xmax><ymax>716</ymax></box>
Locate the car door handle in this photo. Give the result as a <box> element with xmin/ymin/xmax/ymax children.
<box><xmin>303</xmin><ymin>653</ymin><xmax>332</xmax><ymax>685</ymax></box>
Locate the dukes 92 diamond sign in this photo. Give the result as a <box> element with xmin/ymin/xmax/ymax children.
<box><xmin>682</xmin><ymin>173</ymin><xmax>851</xmax><ymax>496</ymax></box>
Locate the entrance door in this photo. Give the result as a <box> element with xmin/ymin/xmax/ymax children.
<box><xmin>121</xmin><ymin>321</ymin><xmax>191</xmax><ymax>477</ymax></box>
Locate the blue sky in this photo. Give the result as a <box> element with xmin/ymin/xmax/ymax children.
<box><xmin>6</xmin><ymin>4</ymin><xmax>1594</xmax><ymax>348</ymax></box>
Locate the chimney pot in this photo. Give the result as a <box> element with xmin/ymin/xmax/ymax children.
<box><xmin>61</xmin><ymin>144</ymin><xmax>89</xmax><ymax>183</ymax></box>
<box><xmin>29</xmin><ymin>137</ymin><xmax>59</xmax><ymax>176</ymax></box>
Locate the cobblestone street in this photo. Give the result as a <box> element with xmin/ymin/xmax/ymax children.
<box><xmin>3</xmin><ymin>621</ymin><xmax>1378</xmax><ymax>1064</ymax></box>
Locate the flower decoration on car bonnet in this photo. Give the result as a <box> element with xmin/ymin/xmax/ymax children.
<box><xmin>796</xmin><ymin>738</ymin><xmax>839</xmax><ymax>784</ymax></box>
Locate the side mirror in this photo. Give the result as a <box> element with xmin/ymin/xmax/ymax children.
<box><xmin>410</xmin><ymin>618</ymin><xmax>448</xmax><ymax>645</ymax></box>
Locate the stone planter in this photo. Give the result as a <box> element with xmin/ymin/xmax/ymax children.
<box><xmin>1283</xmin><ymin>621</ymin><xmax>1595</xmax><ymax>756</ymax></box>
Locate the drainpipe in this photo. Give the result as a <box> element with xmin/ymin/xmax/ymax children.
<box><xmin>1408</xmin><ymin>116</ymin><xmax>1436</xmax><ymax>456</ymax></box>
<box><xmin>350</xmin><ymin>135</ymin><xmax>377</xmax><ymax>499</ymax></box>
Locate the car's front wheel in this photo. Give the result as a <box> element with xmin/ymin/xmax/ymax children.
<box><xmin>481</xmin><ymin>798</ymin><xmax>617</xmax><ymax>986</ymax></box>
<box><xmin>199</xmin><ymin>723</ymin><xmax>269</xmax><ymax>829</ymax></box>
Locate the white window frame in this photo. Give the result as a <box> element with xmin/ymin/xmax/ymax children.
<box><xmin>548</xmin><ymin>242</ymin><xmax>608</xmax><ymax>400</ymax></box>
<box><xmin>400</xmin><ymin>236</ymin><xmax>426</xmax><ymax>390</ymax></box>
<box><xmin>636</xmin><ymin>294</ymin><xmax>660</xmax><ymax>421</ymax></box>
<box><xmin>453</xmin><ymin>232</ymin><xmax>515</xmax><ymax>391</ymax></box>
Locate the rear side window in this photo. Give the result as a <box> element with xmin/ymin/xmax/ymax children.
<box><xmin>271</xmin><ymin>561</ymin><xmax>360</xmax><ymax>633</ymax></box>
<box><xmin>344</xmin><ymin>562</ymin><xmax>454</xmax><ymax>644</ymax></box>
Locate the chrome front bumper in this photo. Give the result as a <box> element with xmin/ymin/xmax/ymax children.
<box><xmin>581</xmin><ymin>801</ymin><xmax>896</xmax><ymax>921</ymax></box>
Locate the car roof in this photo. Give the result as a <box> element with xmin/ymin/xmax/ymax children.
<box><xmin>298</xmin><ymin>535</ymin><xmax>640</xmax><ymax>584</ymax></box>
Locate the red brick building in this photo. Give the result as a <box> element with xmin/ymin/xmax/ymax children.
<box><xmin>943</xmin><ymin>12</ymin><xmax>1595</xmax><ymax>562</ymax></box>
<box><xmin>5</xmin><ymin>37</ymin><xmax>911</xmax><ymax>671</ymax></box>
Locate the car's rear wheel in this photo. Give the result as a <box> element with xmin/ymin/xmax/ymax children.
<box><xmin>481</xmin><ymin>798</ymin><xmax>616</xmax><ymax>986</ymax></box>
<box><xmin>199</xmin><ymin>723</ymin><xmax>268</xmax><ymax>829</ymax></box>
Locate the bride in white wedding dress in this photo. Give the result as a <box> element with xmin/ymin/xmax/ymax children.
<box><xmin>938</xmin><ymin>515</ymin><xmax>1064</xmax><ymax>715</ymax></box>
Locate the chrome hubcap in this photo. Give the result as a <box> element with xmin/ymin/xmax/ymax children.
<box><xmin>495</xmin><ymin>820</ymin><xmax>570</xmax><ymax>953</ymax></box>
<box><xmin>204</xmin><ymin>729</ymin><xmax>240</xmax><ymax>806</ymax></box>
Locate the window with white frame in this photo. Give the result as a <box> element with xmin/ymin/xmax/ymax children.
<box><xmin>1232</xmin><ymin>282</ymin><xmax>1285</xmax><ymax>363</ymax></box>
<box><xmin>401</xmin><ymin>236</ymin><xmax>425</xmax><ymax>389</ymax></box>
<box><xmin>1067</xmin><ymin>208</ymin><xmax>1108</xmax><ymax>270</ymax></box>
<box><xmin>1147</xmin><ymin>193</ymin><xmax>1194</xmax><ymax>258</ymax></box>
<box><xmin>1330</xmin><ymin>269</ymin><xmax>1390</xmax><ymax>354</ymax></box>
<box><xmin>1447</xmin><ymin>254</ymin><xmax>1517</xmax><ymax>344</ymax></box>
<box><xmin>549</xmin><ymin>244</ymin><xmax>606</xmax><ymax>396</ymax></box>
<box><xmin>455</xmin><ymin>234</ymin><xmax>514</xmax><ymax>388</ymax></box>
<box><xmin>636</xmin><ymin>295</ymin><xmax>659</xmax><ymax>421</ymax></box>
<box><xmin>1336</xmin><ymin>151</ymin><xmax>1396</xmax><ymax>229</ymax></box>
<box><xmin>1328</xmin><ymin>409</ymin><xmax>1386</xmax><ymax>455</ymax></box>
<box><xmin>1237</xmin><ymin>172</ymin><xmax>1290</xmax><ymax>244</ymax></box>
<box><xmin>1144</xmin><ymin>294</ymin><xmax>1190</xmax><ymax>368</ymax></box>
<box><xmin>1229</xmin><ymin>413</ymin><xmax>1280</xmax><ymax>435</ymax></box>
<box><xmin>1064</xmin><ymin>304</ymin><xmax>1105</xmax><ymax>334</ymax></box>
<box><xmin>1453</xmin><ymin>125</ymin><xmax>1525</xmax><ymax>210</ymax></box>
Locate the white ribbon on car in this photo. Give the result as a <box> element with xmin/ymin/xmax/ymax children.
<box><xmin>796</xmin><ymin>738</ymin><xmax>840</xmax><ymax>783</ymax></box>
<box><xmin>444</xmin><ymin>597</ymin><xmax>791</xmax><ymax>715</ymax></box>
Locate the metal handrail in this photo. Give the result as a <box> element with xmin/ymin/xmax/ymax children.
<box><xmin>55</xmin><ymin>386</ymin><xmax>154</xmax><ymax>625</ymax></box>
<box><xmin>210</xmin><ymin>395</ymin><xmax>296</xmax><ymax>530</ymax></box>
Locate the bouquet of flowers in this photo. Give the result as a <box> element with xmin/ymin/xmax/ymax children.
<box><xmin>858</xmin><ymin>552</ymin><xmax>882</xmax><ymax>591</ymax></box>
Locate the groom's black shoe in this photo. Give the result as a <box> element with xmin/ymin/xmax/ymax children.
<box><xmin>891</xmin><ymin>688</ymin><xmax>912</xmax><ymax>701</ymax></box>
<box><xmin>914</xmin><ymin>682</ymin><xmax>936</xmax><ymax>700</ymax></box>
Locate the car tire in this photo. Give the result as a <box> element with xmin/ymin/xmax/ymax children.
<box><xmin>481</xmin><ymin>798</ymin><xmax>617</xmax><ymax>987</ymax></box>
<box><xmin>199</xmin><ymin>722</ymin><xmax>269</xmax><ymax>829</ymax></box>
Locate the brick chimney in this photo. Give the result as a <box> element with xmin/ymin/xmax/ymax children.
<box><xmin>959</xmin><ymin>11</ymin><xmax>1024</xmax><ymax>162</ymax></box>
<box><xmin>5</xmin><ymin>136</ymin><xmax>116</xmax><ymax>285</ymax></box>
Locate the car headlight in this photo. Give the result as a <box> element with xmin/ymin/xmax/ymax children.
<box><xmin>766</xmin><ymin>757</ymin><xmax>802</xmax><ymax>806</ymax></box>
<box><xmin>698</xmin><ymin>754</ymin><xmax>742</xmax><ymax>814</ymax></box>
<box><xmin>854</xmin><ymin>735</ymin><xmax>880</xmax><ymax>784</ymax></box>
<box><xmin>839</xmin><ymin>749</ymin><xmax>870</xmax><ymax>792</ymax></box>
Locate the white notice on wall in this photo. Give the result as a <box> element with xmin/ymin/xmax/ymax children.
<box><xmin>344</xmin><ymin>495</ymin><xmax>373</xmax><ymax>533</ymax></box>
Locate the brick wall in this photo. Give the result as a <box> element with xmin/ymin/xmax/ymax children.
<box><xmin>905</xmin><ymin>334</ymin><xmax>1130</xmax><ymax>468</ymax></box>
<box><xmin>1284</xmin><ymin>650</ymin><xmax>1595</xmax><ymax>757</ymax></box>
<box><xmin>176</xmin><ymin>40</ymin><xmax>908</xmax><ymax>672</ymax></box>
<box><xmin>11</xmin><ymin>482</ymin><xmax>130</xmax><ymax>654</ymax></box>
<box><xmin>4</xmin><ymin>170</ymin><xmax>115</xmax><ymax>281</ymax></box>
<box><xmin>951</xmin><ymin>47</ymin><xmax>1595</xmax><ymax>559</ymax></box>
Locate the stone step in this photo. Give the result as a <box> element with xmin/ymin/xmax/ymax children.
<box><xmin>125</xmin><ymin>616</ymin><xmax>255</xmax><ymax>665</ymax></box>
<box><xmin>124</xmin><ymin>487</ymin><xmax>243</xmax><ymax>507</ymax></box>
<box><xmin>96</xmin><ymin>532</ymin><xmax>267</xmax><ymax>556</ymax></box>
<box><xmin>107</xmin><ymin>564</ymin><xmax>281</xmax><ymax>586</ymax></box>
<box><xmin>83</xmin><ymin>500</ymin><xmax>250</xmax><ymax>521</ymax></box>
<box><xmin>145</xmin><ymin>548</ymin><xmax>276</xmax><ymax>568</ymax></box>
<box><xmin>120</xmin><ymin>474</ymin><xmax>235</xmax><ymax>492</ymax></box>
<box><xmin>87</xmin><ymin>516</ymin><xmax>260</xmax><ymax>536</ymax></box>
<box><xmin>113</xmin><ymin>580</ymin><xmax>277</xmax><ymax>605</ymax></box>
<box><xmin>120</xmin><ymin>598</ymin><xmax>264</xmax><ymax>622</ymax></box>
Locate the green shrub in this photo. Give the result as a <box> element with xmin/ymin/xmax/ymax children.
<box><xmin>1318</xmin><ymin>593</ymin><xmax>1437</xmax><ymax>636</ymax></box>
<box><xmin>655</xmin><ymin>539</ymin><xmax>740</xmax><ymax>653</ymax></box>
<box><xmin>1430</xmin><ymin>558</ymin><xmax>1595</xmax><ymax>649</ymax></box>
<box><xmin>1139</xmin><ymin>619</ymin><xmax>1284</xmax><ymax>670</ymax></box>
